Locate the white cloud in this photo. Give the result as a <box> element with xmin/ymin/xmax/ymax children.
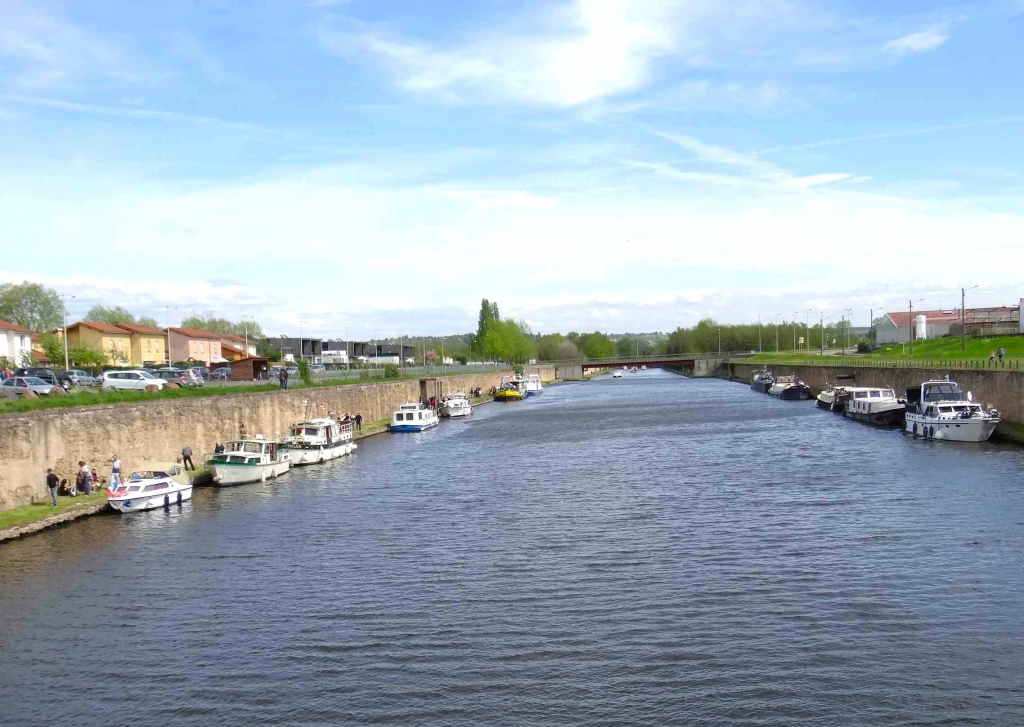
<box><xmin>886</xmin><ymin>28</ymin><xmax>949</xmax><ymax>54</ymax></box>
<box><xmin>785</xmin><ymin>173</ymin><xmax>852</xmax><ymax>188</ymax></box>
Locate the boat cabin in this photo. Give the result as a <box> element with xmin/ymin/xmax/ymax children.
<box><xmin>393</xmin><ymin>402</ymin><xmax>433</xmax><ymax>423</ymax></box>
<box><xmin>216</xmin><ymin>438</ymin><xmax>279</xmax><ymax>464</ymax></box>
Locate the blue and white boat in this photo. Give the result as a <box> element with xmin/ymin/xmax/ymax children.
<box><xmin>525</xmin><ymin>374</ymin><xmax>544</xmax><ymax>396</ymax></box>
<box><xmin>390</xmin><ymin>402</ymin><xmax>439</xmax><ymax>432</ymax></box>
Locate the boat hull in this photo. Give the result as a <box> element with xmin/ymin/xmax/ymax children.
<box><xmin>751</xmin><ymin>381</ymin><xmax>773</xmax><ymax>394</ymax></box>
<box><xmin>525</xmin><ymin>390</ymin><xmax>543</xmax><ymax>397</ymax></box>
<box><xmin>773</xmin><ymin>385</ymin><xmax>810</xmax><ymax>400</ymax></box>
<box><xmin>287</xmin><ymin>440</ymin><xmax>355</xmax><ymax>466</ymax></box>
<box><xmin>440</xmin><ymin>407</ymin><xmax>471</xmax><ymax>418</ymax></box>
<box><xmin>109</xmin><ymin>486</ymin><xmax>193</xmax><ymax>513</ymax></box>
<box><xmin>212</xmin><ymin>460</ymin><xmax>290</xmax><ymax>485</ymax></box>
<box><xmin>494</xmin><ymin>392</ymin><xmax>524</xmax><ymax>401</ymax></box>
<box><xmin>391</xmin><ymin>421</ymin><xmax>438</xmax><ymax>432</ymax></box>
<box><xmin>905</xmin><ymin>414</ymin><xmax>998</xmax><ymax>442</ymax></box>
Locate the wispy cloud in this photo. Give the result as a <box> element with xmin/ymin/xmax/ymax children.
<box><xmin>886</xmin><ymin>27</ymin><xmax>949</xmax><ymax>54</ymax></box>
<box><xmin>0</xmin><ymin>2</ymin><xmax>144</xmax><ymax>88</ymax></box>
<box><xmin>167</xmin><ymin>31</ymin><xmax>238</xmax><ymax>84</ymax></box>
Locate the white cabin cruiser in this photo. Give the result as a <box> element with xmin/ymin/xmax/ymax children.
<box><xmin>439</xmin><ymin>392</ymin><xmax>472</xmax><ymax>418</ymax></box>
<box><xmin>844</xmin><ymin>387</ymin><xmax>905</xmax><ymax>427</ymax></box>
<box><xmin>525</xmin><ymin>374</ymin><xmax>544</xmax><ymax>396</ymax></box>
<box><xmin>612</xmin><ymin>370</ymin><xmax>623</xmax><ymax>378</ymax></box>
<box><xmin>904</xmin><ymin>379</ymin><xmax>999</xmax><ymax>442</ymax></box>
<box><xmin>390</xmin><ymin>402</ymin><xmax>439</xmax><ymax>432</ymax></box>
<box><xmin>107</xmin><ymin>462</ymin><xmax>192</xmax><ymax>513</ymax></box>
<box><xmin>209</xmin><ymin>436</ymin><xmax>290</xmax><ymax>485</ymax></box>
<box><xmin>283</xmin><ymin>417</ymin><xmax>356</xmax><ymax>465</ymax></box>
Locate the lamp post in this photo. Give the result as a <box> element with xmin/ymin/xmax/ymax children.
<box><xmin>819</xmin><ymin>311</ymin><xmax>824</xmax><ymax>355</ymax></box>
<box><xmin>758</xmin><ymin>316</ymin><xmax>762</xmax><ymax>353</ymax></box>
<box><xmin>60</xmin><ymin>294</ymin><xmax>75</xmax><ymax>370</ymax></box>
<box><xmin>844</xmin><ymin>308</ymin><xmax>853</xmax><ymax>354</ymax></box>
<box><xmin>793</xmin><ymin>311</ymin><xmax>799</xmax><ymax>351</ymax></box>
<box><xmin>961</xmin><ymin>285</ymin><xmax>978</xmax><ymax>351</ymax></box>
<box><xmin>243</xmin><ymin>315</ymin><xmax>253</xmax><ymax>359</ymax></box>
<box><xmin>775</xmin><ymin>314</ymin><xmax>780</xmax><ymax>352</ymax></box>
<box><xmin>908</xmin><ymin>299</ymin><xmax>924</xmax><ymax>355</ymax></box>
<box><xmin>718</xmin><ymin>328</ymin><xmax>721</xmax><ymax>354</ymax></box>
<box><xmin>164</xmin><ymin>305</ymin><xmax>177</xmax><ymax>365</ymax></box>
<box><xmin>344</xmin><ymin>326</ymin><xmax>351</xmax><ymax>370</ymax></box>
<box><xmin>805</xmin><ymin>309</ymin><xmax>812</xmax><ymax>352</ymax></box>
<box><xmin>298</xmin><ymin>319</ymin><xmax>308</xmax><ymax>363</ymax></box>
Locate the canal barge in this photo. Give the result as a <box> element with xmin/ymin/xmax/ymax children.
<box><xmin>768</xmin><ymin>375</ymin><xmax>811</xmax><ymax>400</ymax></box>
<box><xmin>390</xmin><ymin>402</ymin><xmax>439</xmax><ymax>431</ymax></box>
<box><xmin>751</xmin><ymin>369</ymin><xmax>774</xmax><ymax>394</ymax></box>
<box><xmin>844</xmin><ymin>387</ymin><xmax>906</xmax><ymax>427</ymax></box>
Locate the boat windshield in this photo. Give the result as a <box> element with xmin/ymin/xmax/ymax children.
<box><xmin>131</xmin><ymin>470</ymin><xmax>169</xmax><ymax>479</ymax></box>
<box><xmin>924</xmin><ymin>383</ymin><xmax>966</xmax><ymax>402</ymax></box>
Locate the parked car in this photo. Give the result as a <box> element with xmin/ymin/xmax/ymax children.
<box><xmin>268</xmin><ymin>365</ymin><xmax>283</xmax><ymax>377</ymax></box>
<box><xmin>14</xmin><ymin>367</ymin><xmax>60</xmax><ymax>386</ymax></box>
<box><xmin>286</xmin><ymin>366</ymin><xmax>300</xmax><ymax>376</ymax></box>
<box><xmin>210</xmin><ymin>367</ymin><xmax>232</xmax><ymax>381</ymax></box>
<box><xmin>309</xmin><ymin>364</ymin><xmax>326</xmax><ymax>373</ymax></box>
<box><xmin>1</xmin><ymin>376</ymin><xmax>58</xmax><ymax>396</ymax></box>
<box><xmin>190</xmin><ymin>366</ymin><xmax>211</xmax><ymax>381</ymax></box>
<box><xmin>58</xmin><ymin>369</ymin><xmax>97</xmax><ymax>387</ymax></box>
<box><xmin>156</xmin><ymin>368</ymin><xmax>204</xmax><ymax>387</ymax></box>
<box><xmin>100</xmin><ymin>370</ymin><xmax>166</xmax><ymax>391</ymax></box>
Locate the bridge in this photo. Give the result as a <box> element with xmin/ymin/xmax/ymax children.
<box><xmin>552</xmin><ymin>352</ymin><xmax>753</xmax><ymax>380</ymax></box>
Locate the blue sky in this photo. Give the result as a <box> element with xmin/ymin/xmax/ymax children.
<box><xmin>2</xmin><ymin>0</ymin><xmax>1023</xmax><ymax>339</ymax></box>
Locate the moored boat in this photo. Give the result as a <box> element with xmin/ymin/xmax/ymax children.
<box><xmin>494</xmin><ymin>375</ymin><xmax>528</xmax><ymax>400</ymax></box>
<box><xmin>612</xmin><ymin>370</ymin><xmax>623</xmax><ymax>379</ymax></box>
<box><xmin>904</xmin><ymin>379</ymin><xmax>999</xmax><ymax>442</ymax></box>
<box><xmin>768</xmin><ymin>375</ymin><xmax>810</xmax><ymax>400</ymax></box>
<box><xmin>525</xmin><ymin>374</ymin><xmax>544</xmax><ymax>396</ymax></box>
<box><xmin>440</xmin><ymin>392</ymin><xmax>472</xmax><ymax>417</ymax></box>
<box><xmin>751</xmin><ymin>369</ymin><xmax>774</xmax><ymax>394</ymax></box>
<box><xmin>107</xmin><ymin>462</ymin><xmax>193</xmax><ymax>512</ymax></box>
<box><xmin>391</xmin><ymin>402</ymin><xmax>439</xmax><ymax>431</ymax></box>
<box><xmin>283</xmin><ymin>417</ymin><xmax>356</xmax><ymax>465</ymax></box>
<box><xmin>210</xmin><ymin>436</ymin><xmax>290</xmax><ymax>485</ymax></box>
<box><xmin>844</xmin><ymin>387</ymin><xmax>906</xmax><ymax>427</ymax></box>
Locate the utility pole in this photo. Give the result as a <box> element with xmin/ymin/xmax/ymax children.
<box><xmin>806</xmin><ymin>309</ymin><xmax>811</xmax><ymax>351</ymax></box>
<box><xmin>164</xmin><ymin>305</ymin><xmax>177</xmax><ymax>365</ymax></box>
<box><xmin>961</xmin><ymin>285</ymin><xmax>978</xmax><ymax>352</ymax></box>
<box><xmin>819</xmin><ymin>312</ymin><xmax>824</xmax><ymax>356</ymax></box>
<box><xmin>869</xmin><ymin>308</ymin><xmax>873</xmax><ymax>348</ymax></box>
<box><xmin>718</xmin><ymin>328</ymin><xmax>721</xmax><ymax>354</ymax></box>
<box><xmin>793</xmin><ymin>311</ymin><xmax>798</xmax><ymax>351</ymax></box>
<box><xmin>908</xmin><ymin>300</ymin><xmax>923</xmax><ymax>355</ymax></box>
<box><xmin>758</xmin><ymin>316</ymin><xmax>762</xmax><ymax>353</ymax></box>
<box><xmin>775</xmin><ymin>314</ymin><xmax>780</xmax><ymax>352</ymax></box>
<box><xmin>845</xmin><ymin>308</ymin><xmax>852</xmax><ymax>353</ymax></box>
<box><xmin>60</xmin><ymin>294</ymin><xmax>75</xmax><ymax>370</ymax></box>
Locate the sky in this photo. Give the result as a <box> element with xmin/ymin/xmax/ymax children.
<box><xmin>1</xmin><ymin>0</ymin><xmax>1023</xmax><ymax>340</ymax></box>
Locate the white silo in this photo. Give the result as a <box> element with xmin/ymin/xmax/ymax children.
<box><xmin>915</xmin><ymin>314</ymin><xmax>928</xmax><ymax>340</ymax></box>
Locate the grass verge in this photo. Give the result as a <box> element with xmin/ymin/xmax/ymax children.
<box><xmin>0</xmin><ymin>492</ymin><xmax>108</xmax><ymax>531</ymax></box>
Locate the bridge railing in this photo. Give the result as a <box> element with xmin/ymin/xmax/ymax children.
<box><xmin>555</xmin><ymin>352</ymin><xmax>753</xmax><ymax>366</ymax></box>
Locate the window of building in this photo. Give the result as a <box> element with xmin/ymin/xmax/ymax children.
<box><xmin>200</xmin><ymin>342</ymin><xmax>205</xmax><ymax>353</ymax></box>
<box><xmin>116</xmin><ymin>339</ymin><xmax>122</xmax><ymax>351</ymax></box>
<box><xmin>147</xmin><ymin>340</ymin><xmax>151</xmax><ymax>353</ymax></box>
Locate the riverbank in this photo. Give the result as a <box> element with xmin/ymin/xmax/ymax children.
<box><xmin>724</xmin><ymin>360</ymin><xmax>1024</xmax><ymax>444</ymax></box>
<box><xmin>0</xmin><ymin>493</ymin><xmax>109</xmax><ymax>543</ymax></box>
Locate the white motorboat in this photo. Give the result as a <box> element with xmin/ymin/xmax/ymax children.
<box><xmin>390</xmin><ymin>402</ymin><xmax>439</xmax><ymax>432</ymax></box>
<box><xmin>439</xmin><ymin>392</ymin><xmax>472</xmax><ymax>417</ymax></box>
<box><xmin>209</xmin><ymin>436</ymin><xmax>290</xmax><ymax>485</ymax></box>
<box><xmin>525</xmin><ymin>374</ymin><xmax>544</xmax><ymax>396</ymax></box>
<box><xmin>283</xmin><ymin>417</ymin><xmax>356</xmax><ymax>465</ymax></box>
<box><xmin>612</xmin><ymin>370</ymin><xmax>623</xmax><ymax>378</ymax></box>
<box><xmin>107</xmin><ymin>462</ymin><xmax>192</xmax><ymax>513</ymax></box>
<box><xmin>904</xmin><ymin>379</ymin><xmax>999</xmax><ymax>442</ymax></box>
<box><xmin>844</xmin><ymin>387</ymin><xmax>905</xmax><ymax>427</ymax></box>
<box><xmin>640</xmin><ymin>365</ymin><xmax>647</xmax><ymax>370</ymax></box>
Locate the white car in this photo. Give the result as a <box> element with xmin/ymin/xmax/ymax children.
<box><xmin>101</xmin><ymin>370</ymin><xmax>167</xmax><ymax>391</ymax></box>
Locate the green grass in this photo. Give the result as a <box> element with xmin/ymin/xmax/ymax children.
<box><xmin>0</xmin><ymin>370</ymin><xmax>511</xmax><ymax>415</ymax></box>
<box><xmin>746</xmin><ymin>335</ymin><xmax>1024</xmax><ymax>365</ymax></box>
<box><xmin>0</xmin><ymin>492</ymin><xmax>108</xmax><ymax>531</ymax></box>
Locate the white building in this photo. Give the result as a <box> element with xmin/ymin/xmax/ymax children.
<box><xmin>875</xmin><ymin>306</ymin><xmax>1021</xmax><ymax>344</ymax></box>
<box><xmin>0</xmin><ymin>319</ymin><xmax>33</xmax><ymax>366</ymax></box>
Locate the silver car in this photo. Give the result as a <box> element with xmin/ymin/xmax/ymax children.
<box><xmin>1</xmin><ymin>376</ymin><xmax>57</xmax><ymax>396</ymax></box>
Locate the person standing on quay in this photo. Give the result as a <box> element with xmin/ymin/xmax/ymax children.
<box><xmin>280</xmin><ymin>366</ymin><xmax>289</xmax><ymax>390</ymax></box>
<box><xmin>46</xmin><ymin>468</ymin><xmax>59</xmax><ymax>506</ymax></box>
<box><xmin>182</xmin><ymin>445</ymin><xmax>195</xmax><ymax>471</ymax></box>
<box><xmin>79</xmin><ymin>460</ymin><xmax>92</xmax><ymax>495</ymax></box>
<box><xmin>997</xmin><ymin>346</ymin><xmax>1005</xmax><ymax>363</ymax></box>
<box><xmin>110</xmin><ymin>453</ymin><xmax>121</xmax><ymax>488</ymax></box>
<box><xmin>355</xmin><ymin>413</ymin><xmax>362</xmax><ymax>431</ymax></box>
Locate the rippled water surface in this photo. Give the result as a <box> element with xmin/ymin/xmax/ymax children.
<box><xmin>2</xmin><ymin>371</ymin><xmax>1024</xmax><ymax>726</ymax></box>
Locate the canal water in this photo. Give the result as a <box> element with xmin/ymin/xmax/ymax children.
<box><xmin>2</xmin><ymin>370</ymin><xmax>1023</xmax><ymax>726</ymax></box>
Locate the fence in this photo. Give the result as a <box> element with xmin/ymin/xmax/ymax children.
<box><xmin>215</xmin><ymin>363</ymin><xmax>512</xmax><ymax>387</ymax></box>
<box><xmin>734</xmin><ymin>357</ymin><xmax>1023</xmax><ymax>371</ymax></box>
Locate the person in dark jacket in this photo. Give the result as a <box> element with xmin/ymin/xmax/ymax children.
<box><xmin>46</xmin><ymin>468</ymin><xmax>59</xmax><ymax>506</ymax></box>
<box><xmin>354</xmin><ymin>413</ymin><xmax>362</xmax><ymax>431</ymax></box>
<box><xmin>182</xmin><ymin>445</ymin><xmax>195</xmax><ymax>471</ymax></box>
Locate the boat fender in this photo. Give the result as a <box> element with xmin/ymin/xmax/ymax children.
<box><xmin>177</xmin><ymin>491</ymin><xmax>183</xmax><ymax>505</ymax></box>
<box><xmin>164</xmin><ymin>495</ymin><xmax>170</xmax><ymax>508</ymax></box>
<box><xmin>912</xmin><ymin>422</ymin><xmax>917</xmax><ymax>436</ymax></box>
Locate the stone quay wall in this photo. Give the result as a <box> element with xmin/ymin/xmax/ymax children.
<box><xmin>725</xmin><ymin>361</ymin><xmax>1024</xmax><ymax>436</ymax></box>
<box><xmin>0</xmin><ymin>367</ymin><xmax>555</xmax><ymax>511</ymax></box>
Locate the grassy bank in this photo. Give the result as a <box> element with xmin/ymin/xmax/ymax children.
<box><xmin>0</xmin><ymin>492</ymin><xmax>108</xmax><ymax>531</ymax></box>
<box><xmin>0</xmin><ymin>370</ymin><xmax>511</xmax><ymax>415</ymax></box>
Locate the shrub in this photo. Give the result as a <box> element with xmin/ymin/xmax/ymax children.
<box><xmin>856</xmin><ymin>343</ymin><xmax>871</xmax><ymax>354</ymax></box>
<box><xmin>383</xmin><ymin>363</ymin><xmax>399</xmax><ymax>379</ymax></box>
<box><xmin>297</xmin><ymin>359</ymin><xmax>313</xmax><ymax>385</ymax></box>
<box><xmin>513</xmin><ymin>364</ymin><xmax>524</xmax><ymax>375</ymax></box>
<box><xmin>454</xmin><ymin>353</ymin><xmax>468</xmax><ymax>365</ymax></box>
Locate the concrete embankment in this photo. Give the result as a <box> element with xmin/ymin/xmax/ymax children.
<box><xmin>0</xmin><ymin>367</ymin><xmax>555</xmax><ymax>511</ymax></box>
<box><xmin>724</xmin><ymin>361</ymin><xmax>1024</xmax><ymax>443</ymax></box>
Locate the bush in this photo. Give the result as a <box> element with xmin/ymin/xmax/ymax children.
<box><xmin>513</xmin><ymin>364</ymin><xmax>524</xmax><ymax>375</ymax></box>
<box><xmin>383</xmin><ymin>363</ymin><xmax>399</xmax><ymax>379</ymax></box>
<box><xmin>856</xmin><ymin>343</ymin><xmax>871</xmax><ymax>354</ymax></box>
<box><xmin>454</xmin><ymin>353</ymin><xmax>468</xmax><ymax>365</ymax></box>
<box><xmin>297</xmin><ymin>359</ymin><xmax>313</xmax><ymax>385</ymax></box>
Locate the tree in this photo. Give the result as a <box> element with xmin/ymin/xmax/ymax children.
<box><xmin>86</xmin><ymin>305</ymin><xmax>137</xmax><ymax>325</ymax></box>
<box><xmin>256</xmin><ymin>338</ymin><xmax>279</xmax><ymax>361</ymax></box>
<box><xmin>554</xmin><ymin>340</ymin><xmax>582</xmax><ymax>360</ymax></box>
<box><xmin>580</xmin><ymin>332</ymin><xmax>615</xmax><ymax>359</ymax></box>
<box><xmin>453</xmin><ymin>353</ymin><xmax>468</xmax><ymax>365</ymax></box>
<box><xmin>616</xmin><ymin>336</ymin><xmax>636</xmax><ymax>357</ymax></box>
<box><xmin>138</xmin><ymin>316</ymin><xmax>160</xmax><ymax>328</ymax></box>
<box><xmin>38</xmin><ymin>332</ymin><xmax>66</xmax><ymax>368</ymax></box>
<box><xmin>475</xmin><ymin>299</ymin><xmax>499</xmax><ymax>355</ymax></box>
<box><xmin>68</xmin><ymin>343</ymin><xmax>108</xmax><ymax>369</ymax></box>
<box><xmin>181</xmin><ymin>311</ymin><xmax>264</xmax><ymax>339</ymax></box>
<box><xmin>0</xmin><ymin>281</ymin><xmax>63</xmax><ymax>332</ymax></box>
<box><xmin>482</xmin><ymin>319</ymin><xmax>535</xmax><ymax>363</ymax></box>
<box><xmin>18</xmin><ymin>349</ymin><xmax>35</xmax><ymax>367</ymax></box>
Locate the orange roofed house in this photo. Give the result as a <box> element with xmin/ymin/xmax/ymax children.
<box><xmin>114</xmin><ymin>323</ymin><xmax>167</xmax><ymax>366</ymax></box>
<box><xmin>167</xmin><ymin>328</ymin><xmax>227</xmax><ymax>365</ymax></box>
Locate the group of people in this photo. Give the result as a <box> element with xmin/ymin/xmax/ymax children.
<box><xmin>1</xmin><ymin>366</ymin><xmax>15</xmax><ymax>381</ymax></box>
<box><xmin>43</xmin><ymin>455</ymin><xmax>118</xmax><ymax>506</ymax></box>
<box><xmin>339</xmin><ymin>413</ymin><xmax>363</xmax><ymax>431</ymax></box>
<box><xmin>988</xmin><ymin>347</ymin><xmax>1007</xmax><ymax>363</ymax></box>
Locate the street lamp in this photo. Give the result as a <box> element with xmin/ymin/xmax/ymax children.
<box><xmin>793</xmin><ymin>311</ymin><xmax>799</xmax><ymax>351</ymax></box>
<box><xmin>805</xmin><ymin>309</ymin><xmax>812</xmax><ymax>352</ymax></box>
<box><xmin>961</xmin><ymin>285</ymin><xmax>978</xmax><ymax>352</ymax></box>
<box><xmin>758</xmin><ymin>316</ymin><xmax>762</xmax><ymax>353</ymax></box>
<box><xmin>908</xmin><ymin>298</ymin><xmax>924</xmax><ymax>355</ymax></box>
<box><xmin>844</xmin><ymin>308</ymin><xmax>853</xmax><ymax>354</ymax></box>
<box><xmin>775</xmin><ymin>314</ymin><xmax>780</xmax><ymax>352</ymax></box>
<box><xmin>60</xmin><ymin>294</ymin><xmax>75</xmax><ymax>370</ymax></box>
<box><xmin>298</xmin><ymin>319</ymin><xmax>308</xmax><ymax>363</ymax></box>
<box><xmin>344</xmin><ymin>326</ymin><xmax>351</xmax><ymax>370</ymax></box>
<box><xmin>718</xmin><ymin>327</ymin><xmax>721</xmax><ymax>354</ymax></box>
<box><xmin>243</xmin><ymin>314</ymin><xmax>254</xmax><ymax>359</ymax></box>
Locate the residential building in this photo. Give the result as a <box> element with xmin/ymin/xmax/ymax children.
<box><xmin>266</xmin><ymin>336</ymin><xmax>323</xmax><ymax>363</ymax></box>
<box><xmin>876</xmin><ymin>305</ymin><xmax>1021</xmax><ymax>344</ymax></box>
<box><xmin>63</xmin><ymin>322</ymin><xmax>134</xmax><ymax>366</ymax></box>
<box><xmin>114</xmin><ymin>322</ymin><xmax>166</xmax><ymax>366</ymax></box>
<box><xmin>219</xmin><ymin>333</ymin><xmax>257</xmax><ymax>357</ymax></box>
<box><xmin>0</xmin><ymin>319</ymin><xmax>32</xmax><ymax>366</ymax></box>
<box><xmin>167</xmin><ymin>327</ymin><xmax>226</xmax><ymax>365</ymax></box>
<box><xmin>30</xmin><ymin>333</ymin><xmax>52</xmax><ymax>366</ymax></box>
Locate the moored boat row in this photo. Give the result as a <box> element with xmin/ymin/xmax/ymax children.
<box><xmin>753</xmin><ymin>369</ymin><xmax>1001</xmax><ymax>442</ymax></box>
